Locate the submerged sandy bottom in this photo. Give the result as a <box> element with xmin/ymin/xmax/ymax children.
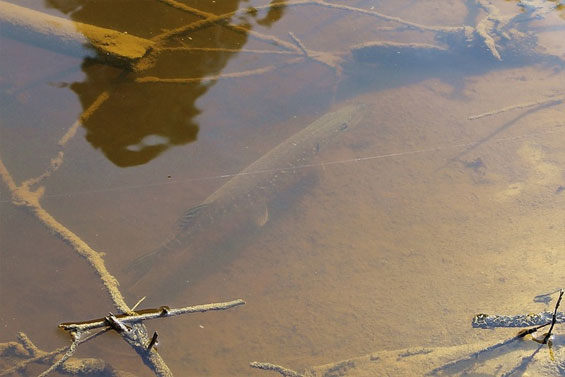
<box><xmin>2</xmin><ymin>1</ymin><xmax>565</xmax><ymax>376</ymax></box>
<box><xmin>2</xmin><ymin>67</ymin><xmax>565</xmax><ymax>377</ymax></box>
<box><xmin>136</xmin><ymin>68</ymin><xmax>565</xmax><ymax>376</ymax></box>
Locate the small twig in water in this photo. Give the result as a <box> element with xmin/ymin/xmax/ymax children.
<box><xmin>135</xmin><ymin>58</ymin><xmax>303</xmax><ymax>84</ymax></box>
<box><xmin>147</xmin><ymin>332</ymin><xmax>159</xmax><ymax>351</ymax></box>
<box><xmin>542</xmin><ymin>288</ymin><xmax>563</xmax><ymax>344</ymax></box>
<box><xmin>0</xmin><ymin>331</ymin><xmax>129</xmax><ymax>377</ymax></box>
<box><xmin>37</xmin><ymin>332</ymin><xmax>83</xmax><ymax>377</ymax></box>
<box><xmin>250</xmin><ymin>361</ymin><xmax>304</xmax><ymax>377</ymax></box>
<box><xmin>131</xmin><ymin>296</ymin><xmax>146</xmax><ymax>311</ymax></box>
<box><xmin>59</xmin><ymin>299</ymin><xmax>246</xmax><ymax>332</ymax></box>
<box><xmin>468</xmin><ymin>94</ymin><xmax>565</xmax><ymax>120</ymax></box>
<box><xmin>288</xmin><ymin>32</ymin><xmax>309</xmax><ymax>57</ymax></box>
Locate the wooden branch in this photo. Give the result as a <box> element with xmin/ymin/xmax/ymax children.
<box><xmin>59</xmin><ymin>299</ymin><xmax>246</xmax><ymax>332</ymax></box>
<box><xmin>153</xmin><ymin>0</ymin><xmax>468</xmax><ymax>51</ymax></box>
<box><xmin>472</xmin><ymin>311</ymin><xmax>565</xmax><ymax>328</ymax></box>
<box><xmin>58</xmin><ymin>91</ymin><xmax>111</xmax><ymax>147</ymax></box>
<box><xmin>288</xmin><ymin>32</ymin><xmax>309</xmax><ymax>57</ymax></box>
<box><xmin>542</xmin><ymin>289</ymin><xmax>563</xmax><ymax>344</ymax></box>
<box><xmin>0</xmin><ymin>1</ymin><xmax>154</xmax><ymax>68</ymax></box>
<box><xmin>159</xmin><ymin>46</ymin><xmax>299</xmax><ymax>56</ymax></box>
<box><xmin>17</xmin><ymin>332</ymin><xmax>40</xmax><ymax>357</ymax></box>
<box><xmin>17</xmin><ymin>91</ymin><xmax>110</xmax><ymax>191</ymax></box>
<box><xmin>469</xmin><ymin>94</ymin><xmax>565</xmax><ymax>120</ymax></box>
<box><xmin>136</xmin><ymin>58</ymin><xmax>303</xmax><ymax>84</ymax></box>
<box><xmin>119</xmin><ymin>324</ymin><xmax>173</xmax><ymax>377</ymax></box>
<box><xmin>0</xmin><ymin>147</ymin><xmax>175</xmax><ymax>376</ymax></box>
<box><xmin>147</xmin><ymin>332</ymin><xmax>159</xmax><ymax>351</ymax></box>
<box><xmin>250</xmin><ymin>361</ymin><xmax>303</xmax><ymax>377</ymax></box>
<box><xmin>308</xmin><ymin>0</ymin><xmax>468</xmax><ymax>33</ymax></box>
<box><xmin>0</xmin><ymin>332</ymin><xmax>121</xmax><ymax>377</ymax></box>
<box><xmin>153</xmin><ymin>0</ymin><xmax>302</xmax><ymax>53</ymax></box>
<box><xmin>0</xmin><ymin>335</ymin><xmax>66</xmax><ymax>377</ymax></box>
<box><xmin>0</xmin><ymin>84</ymin><xmax>245</xmax><ymax>377</ymax></box>
<box><xmin>37</xmin><ymin>333</ymin><xmax>82</xmax><ymax>377</ymax></box>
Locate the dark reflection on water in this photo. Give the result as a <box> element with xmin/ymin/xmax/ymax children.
<box><xmin>43</xmin><ymin>0</ymin><xmax>287</xmax><ymax>167</ymax></box>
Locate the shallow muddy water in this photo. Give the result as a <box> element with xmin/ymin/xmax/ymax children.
<box><xmin>1</xmin><ymin>1</ymin><xmax>565</xmax><ymax>376</ymax></box>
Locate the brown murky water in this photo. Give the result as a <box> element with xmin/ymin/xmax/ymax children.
<box><xmin>1</xmin><ymin>1</ymin><xmax>565</xmax><ymax>376</ymax></box>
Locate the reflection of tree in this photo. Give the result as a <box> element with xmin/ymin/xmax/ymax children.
<box><xmin>13</xmin><ymin>0</ymin><xmax>559</xmax><ymax>168</ymax></box>
<box><xmin>3</xmin><ymin>0</ymin><xmax>564</xmax><ymax>167</ymax></box>
<box><xmin>2</xmin><ymin>1</ymin><xmax>565</xmax><ymax>375</ymax></box>
<box><xmin>44</xmin><ymin>0</ymin><xmax>287</xmax><ymax>167</ymax></box>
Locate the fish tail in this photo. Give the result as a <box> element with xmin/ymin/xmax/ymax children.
<box><xmin>122</xmin><ymin>241</ymin><xmax>176</xmax><ymax>276</ymax></box>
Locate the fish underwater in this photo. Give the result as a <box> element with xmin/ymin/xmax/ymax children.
<box><xmin>124</xmin><ymin>103</ymin><xmax>366</xmax><ymax>298</ymax></box>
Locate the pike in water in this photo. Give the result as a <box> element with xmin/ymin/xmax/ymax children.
<box><xmin>124</xmin><ymin>103</ymin><xmax>366</xmax><ymax>296</ymax></box>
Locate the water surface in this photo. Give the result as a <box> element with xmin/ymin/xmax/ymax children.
<box><xmin>1</xmin><ymin>1</ymin><xmax>565</xmax><ymax>376</ymax></box>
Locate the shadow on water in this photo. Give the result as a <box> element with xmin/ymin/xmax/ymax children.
<box><xmin>334</xmin><ymin>0</ymin><xmax>565</xmax><ymax>101</ymax></box>
<box><xmin>340</xmin><ymin>34</ymin><xmax>564</xmax><ymax>103</ymax></box>
<box><xmin>42</xmin><ymin>0</ymin><xmax>288</xmax><ymax>167</ymax></box>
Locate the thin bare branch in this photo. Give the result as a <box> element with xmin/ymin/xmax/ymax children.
<box><xmin>0</xmin><ymin>152</ymin><xmax>175</xmax><ymax>376</ymax></box>
<box><xmin>131</xmin><ymin>296</ymin><xmax>147</xmax><ymax>311</ymax></box>
<box><xmin>288</xmin><ymin>32</ymin><xmax>309</xmax><ymax>57</ymax></box>
<box><xmin>250</xmin><ymin>361</ymin><xmax>303</xmax><ymax>377</ymax></box>
<box><xmin>59</xmin><ymin>91</ymin><xmax>111</xmax><ymax>146</ymax></box>
<box><xmin>308</xmin><ymin>0</ymin><xmax>468</xmax><ymax>33</ymax></box>
<box><xmin>153</xmin><ymin>0</ymin><xmax>302</xmax><ymax>53</ymax></box>
<box><xmin>159</xmin><ymin>46</ymin><xmax>300</xmax><ymax>56</ymax></box>
<box><xmin>472</xmin><ymin>311</ymin><xmax>565</xmax><ymax>328</ymax></box>
<box><xmin>59</xmin><ymin>299</ymin><xmax>246</xmax><ymax>332</ymax></box>
<box><xmin>136</xmin><ymin>58</ymin><xmax>303</xmax><ymax>84</ymax></box>
<box><xmin>0</xmin><ymin>332</ymin><xmax>130</xmax><ymax>377</ymax></box>
<box><xmin>37</xmin><ymin>332</ymin><xmax>82</xmax><ymax>377</ymax></box>
<box><xmin>17</xmin><ymin>332</ymin><xmax>41</xmax><ymax>357</ymax></box>
<box><xmin>542</xmin><ymin>289</ymin><xmax>564</xmax><ymax>344</ymax></box>
<box><xmin>153</xmin><ymin>0</ymin><xmax>467</xmax><ymax>52</ymax></box>
<box><xmin>469</xmin><ymin>94</ymin><xmax>565</xmax><ymax>120</ymax></box>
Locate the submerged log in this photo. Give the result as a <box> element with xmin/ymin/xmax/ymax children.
<box><xmin>0</xmin><ymin>1</ymin><xmax>154</xmax><ymax>68</ymax></box>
